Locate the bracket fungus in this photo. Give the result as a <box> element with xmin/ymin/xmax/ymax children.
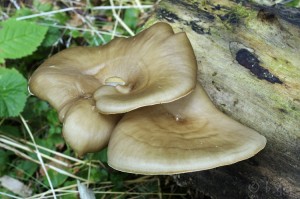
<box><xmin>28</xmin><ymin>22</ymin><xmax>197</xmax><ymax>156</ymax></box>
<box><xmin>107</xmin><ymin>85</ymin><xmax>266</xmax><ymax>175</ymax></box>
<box><xmin>29</xmin><ymin>21</ymin><xmax>266</xmax><ymax>173</ymax></box>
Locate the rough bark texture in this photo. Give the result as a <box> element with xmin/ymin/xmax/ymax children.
<box><xmin>147</xmin><ymin>0</ymin><xmax>300</xmax><ymax>198</ymax></box>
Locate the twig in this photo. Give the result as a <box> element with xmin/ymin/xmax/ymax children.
<box><xmin>111</xmin><ymin>0</ymin><xmax>124</xmax><ymax>40</ymax></box>
<box><xmin>0</xmin><ymin>134</ymin><xmax>102</xmax><ymax>168</ymax></box>
<box><xmin>91</xmin><ymin>5</ymin><xmax>153</xmax><ymax>10</ymax></box>
<box><xmin>110</xmin><ymin>0</ymin><xmax>135</xmax><ymax>36</ymax></box>
<box><xmin>134</xmin><ymin>0</ymin><xmax>145</xmax><ymax>12</ymax></box>
<box><xmin>9</xmin><ymin>0</ymin><xmax>20</xmax><ymax>10</ymax></box>
<box><xmin>16</xmin><ymin>7</ymin><xmax>79</xmax><ymax>20</ymax></box>
<box><xmin>74</xmin><ymin>12</ymin><xmax>105</xmax><ymax>44</ymax></box>
<box><xmin>38</xmin><ymin>23</ymin><xmax>120</xmax><ymax>37</ymax></box>
<box><xmin>0</xmin><ymin>137</ymin><xmax>91</xmax><ymax>182</ymax></box>
<box><xmin>157</xmin><ymin>177</ymin><xmax>163</xmax><ymax>199</ymax></box>
<box><xmin>0</xmin><ymin>136</ymin><xmax>69</xmax><ymax>167</ymax></box>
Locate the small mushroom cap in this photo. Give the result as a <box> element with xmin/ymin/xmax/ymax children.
<box><xmin>62</xmin><ymin>99</ymin><xmax>120</xmax><ymax>156</ymax></box>
<box><xmin>28</xmin><ymin>47</ymin><xmax>102</xmax><ymax>112</ymax></box>
<box><xmin>93</xmin><ymin>22</ymin><xmax>197</xmax><ymax>114</ymax></box>
<box><xmin>28</xmin><ymin>47</ymin><xmax>120</xmax><ymax>155</ymax></box>
<box><xmin>107</xmin><ymin>84</ymin><xmax>266</xmax><ymax>175</ymax></box>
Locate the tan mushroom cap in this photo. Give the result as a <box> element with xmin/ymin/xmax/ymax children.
<box><xmin>29</xmin><ymin>22</ymin><xmax>196</xmax><ymax>154</ymax></box>
<box><xmin>28</xmin><ymin>48</ymin><xmax>120</xmax><ymax>155</ymax></box>
<box><xmin>29</xmin><ymin>23</ymin><xmax>196</xmax><ymax>114</ymax></box>
<box><xmin>93</xmin><ymin>22</ymin><xmax>197</xmax><ymax>114</ymax></box>
<box><xmin>107</xmin><ymin>84</ymin><xmax>267</xmax><ymax>175</ymax></box>
<box><xmin>62</xmin><ymin>99</ymin><xmax>120</xmax><ymax>156</ymax></box>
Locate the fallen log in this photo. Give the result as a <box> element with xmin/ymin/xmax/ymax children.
<box><xmin>147</xmin><ymin>0</ymin><xmax>300</xmax><ymax>198</ymax></box>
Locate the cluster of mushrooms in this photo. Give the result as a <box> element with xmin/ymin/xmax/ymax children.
<box><xmin>29</xmin><ymin>22</ymin><xmax>266</xmax><ymax>175</ymax></box>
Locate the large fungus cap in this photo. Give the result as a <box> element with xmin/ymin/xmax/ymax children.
<box><xmin>107</xmin><ymin>84</ymin><xmax>267</xmax><ymax>175</ymax></box>
<box><xmin>29</xmin><ymin>22</ymin><xmax>196</xmax><ymax>155</ymax></box>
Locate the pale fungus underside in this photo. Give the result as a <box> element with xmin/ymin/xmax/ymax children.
<box><xmin>29</xmin><ymin>22</ymin><xmax>266</xmax><ymax>174</ymax></box>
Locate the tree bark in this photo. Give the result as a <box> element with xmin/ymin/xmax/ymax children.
<box><xmin>147</xmin><ymin>0</ymin><xmax>300</xmax><ymax>198</ymax></box>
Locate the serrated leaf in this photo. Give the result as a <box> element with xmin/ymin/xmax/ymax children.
<box><xmin>0</xmin><ymin>19</ymin><xmax>48</xmax><ymax>60</ymax></box>
<box><xmin>0</xmin><ymin>68</ymin><xmax>28</xmax><ymax>117</ymax></box>
<box><xmin>13</xmin><ymin>8</ymin><xmax>33</xmax><ymax>18</ymax></box>
<box><xmin>42</xmin><ymin>27</ymin><xmax>61</xmax><ymax>47</ymax></box>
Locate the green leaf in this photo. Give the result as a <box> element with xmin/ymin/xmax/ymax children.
<box><xmin>53</xmin><ymin>12</ymin><xmax>70</xmax><ymax>24</ymax></box>
<box><xmin>42</xmin><ymin>27</ymin><xmax>61</xmax><ymax>47</ymax></box>
<box><xmin>0</xmin><ymin>68</ymin><xmax>28</xmax><ymax>117</ymax></box>
<box><xmin>83</xmin><ymin>32</ymin><xmax>105</xmax><ymax>46</ymax></box>
<box><xmin>13</xmin><ymin>8</ymin><xmax>33</xmax><ymax>18</ymax></box>
<box><xmin>44</xmin><ymin>169</ymin><xmax>68</xmax><ymax>188</ymax></box>
<box><xmin>0</xmin><ymin>125</ymin><xmax>22</xmax><ymax>138</ymax></box>
<box><xmin>91</xmin><ymin>148</ymin><xmax>108</xmax><ymax>163</ymax></box>
<box><xmin>0</xmin><ymin>19</ymin><xmax>48</xmax><ymax>60</ymax></box>
<box><xmin>285</xmin><ymin>0</ymin><xmax>300</xmax><ymax>7</ymax></box>
<box><xmin>69</xmin><ymin>29</ymin><xmax>81</xmax><ymax>38</ymax></box>
<box><xmin>89</xmin><ymin>168</ymin><xmax>108</xmax><ymax>182</ymax></box>
<box><xmin>0</xmin><ymin>150</ymin><xmax>10</xmax><ymax>176</ymax></box>
<box><xmin>124</xmin><ymin>9</ymin><xmax>139</xmax><ymax>29</ymax></box>
<box><xmin>33</xmin><ymin>0</ymin><xmax>53</xmax><ymax>12</ymax></box>
<box><xmin>15</xmin><ymin>160</ymin><xmax>38</xmax><ymax>180</ymax></box>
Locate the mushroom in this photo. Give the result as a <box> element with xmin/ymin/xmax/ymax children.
<box><xmin>61</xmin><ymin>99</ymin><xmax>119</xmax><ymax>156</ymax></box>
<box><xmin>28</xmin><ymin>48</ymin><xmax>120</xmax><ymax>156</ymax></box>
<box><xmin>28</xmin><ymin>22</ymin><xmax>197</xmax><ymax>155</ymax></box>
<box><xmin>93</xmin><ymin>22</ymin><xmax>197</xmax><ymax>114</ymax></box>
<box><xmin>107</xmin><ymin>84</ymin><xmax>267</xmax><ymax>175</ymax></box>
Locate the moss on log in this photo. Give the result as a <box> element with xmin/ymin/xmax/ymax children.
<box><xmin>147</xmin><ymin>0</ymin><xmax>300</xmax><ymax>198</ymax></box>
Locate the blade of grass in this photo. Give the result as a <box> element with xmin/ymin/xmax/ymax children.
<box><xmin>0</xmin><ymin>191</ymin><xmax>23</xmax><ymax>199</ymax></box>
<box><xmin>134</xmin><ymin>0</ymin><xmax>145</xmax><ymax>12</ymax></box>
<box><xmin>0</xmin><ymin>142</ymin><xmax>87</xmax><ymax>182</ymax></box>
<box><xmin>110</xmin><ymin>0</ymin><xmax>135</xmax><ymax>36</ymax></box>
<box><xmin>0</xmin><ymin>136</ymin><xmax>69</xmax><ymax>167</ymax></box>
<box><xmin>16</xmin><ymin>7</ymin><xmax>79</xmax><ymax>20</ymax></box>
<box><xmin>0</xmin><ymin>134</ymin><xmax>103</xmax><ymax>168</ymax></box>
<box><xmin>9</xmin><ymin>0</ymin><xmax>20</xmax><ymax>10</ymax></box>
<box><xmin>111</xmin><ymin>0</ymin><xmax>124</xmax><ymax>39</ymax></box>
<box><xmin>91</xmin><ymin>5</ymin><xmax>153</xmax><ymax>10</ymax></box>
<box><xmin>20</xmin><ymin>115</ymin><xmax>57</xmax><ymax>199</ymax></box>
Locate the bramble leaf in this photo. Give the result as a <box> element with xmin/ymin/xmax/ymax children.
<box><xmin>0</xmin><ymin>68</ymin><xmax>28</xmax><ymax>117</ymax></box>
<box><xmin>41</xmin><ymin>27</ymin><xmax>61</xmax><ymax>47</ymax></box>
<box><xmin>0</xmin><ymin>19</ymin><xmax>48</xmax><ymax>60</ymax></box>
